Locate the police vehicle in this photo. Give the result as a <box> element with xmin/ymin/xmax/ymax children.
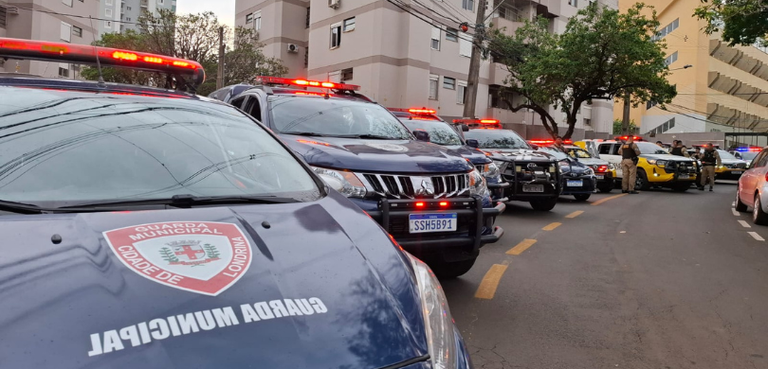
<box><xmin>388</xmin><ymin>107</ymin><xmax>508</xmax><ymax>200</ymax></box>
<box><xmin>535</xmin><ymin>146</ymin><xmax>597</xmax><ymax>201</ymax></box>
<box><xmin>562</xmin><ymin>145</ymin><xmax>614</xmax><ymax>193</ymax></box>
<box><xmin>732</xmin><ymin>147</ymin><xmax>762</xmax><ymax>166</ymax></box>
<box><xmin>209</xmin><ymin>78</ymin><xmax>505</xmax><ymax>278</ymax></box>
<box><xmin>0</xmin><ymin>38</ymin><xmax>473</xmax><ymax>369</ymax></box>
<box><xmin>460</xmin><ymin>121</ymin><xmax>561</xmax><ymax>211</ymax></box>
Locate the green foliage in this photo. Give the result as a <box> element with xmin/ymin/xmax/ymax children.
<box><xmin>613</xmin><ymin>119</ymin><xmax>638</xmax><ymax>135</ymax></box>
<box><xmin>695</xmin><ymin>0</ymin><xmax>768</xmax><ymax>46</ymax></box>
<box><xmin>82</xmin><ymin>9</ymin><xmax>286</xmax><ymax>95</ymax></box>
<box><xmin>203</xmin><ymin>244</ymin><xmax>220</xmax><ymax>259</ymax></box>
<box><xmin>159</xmin><ymin>247</ymin><xmax>179</xmax><ymax>263</ymax></box>
<box><xmin>487</xmin><ymin>2</ymin><xmax>676</xmax><ymax>139</ymax></box>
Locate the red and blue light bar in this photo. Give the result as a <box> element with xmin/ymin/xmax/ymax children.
<box><xmin>0</xmin><ymin>37</ymin><xmax>205</xmax><ymax>86</ymax></box>
<box><xmin>735</xmin><ymin>146</ymin><xmax>762</xmax><ymax>152</ymax></box>
<box><xmin>614</xmin><ymin>135</ymin><xmax>644</xmax><ymax>141</ymax></box>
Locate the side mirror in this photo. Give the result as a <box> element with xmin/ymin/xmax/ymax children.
<box><xmin>461</xmin><ymin>124</ymin><xmax>470</xmax><ymax>132</ymax></box>
<box><xmin>466</xmin><ymin>139</ymin><xmax>479</xmax><ymax>148</ymax></box>
<box><xmin>413</xmin><ymin>130</ymin><xmax>431</xmax><ymax>142</ymax></box>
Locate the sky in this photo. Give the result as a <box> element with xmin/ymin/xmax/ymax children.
<box><xmin>175</xmin><ymin>0</ymin><xmax>236</xmax><ymax>29</ymax></box>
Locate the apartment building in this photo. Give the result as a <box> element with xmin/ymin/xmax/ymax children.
<box><xmin>112</xmin><ymin>0</ymin><xmax>176</xmax><ymax>34</ymax></box>
<box><xmin>616</xmin><ymin>0</ymin><xmax>768</xmax><ymax>140</ymax></box>
<box><xmin>0</xmin><ymin>0</ymin><xmax>99</xmax><ymax>79</ymax></box>
<box><xmin>234</xmin><ymin>0</ymin><xmax>615</xmax><ymax>139</ymax></box>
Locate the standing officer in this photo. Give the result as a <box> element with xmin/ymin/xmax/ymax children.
<box><xmin>670</xmin><ymin>140</ymin><xmax>690</xmax><ymax>157</ymax></box>
<box><xmin>699</xmin><ymin>143</ymin><xmax>721</xmax><ymax>191</ymax></box>
<box><xmin>621</xmin><ymin>136</ymin><xmax>641</xmax><ymax>194</ymax></box>
<box><xmin>553</xmin><ymin>136</ymin><xmax>566</xmax><ymax>152</ymax></box>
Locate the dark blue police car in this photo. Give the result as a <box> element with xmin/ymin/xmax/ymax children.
<box><xmin>537</xmin><ymin>147</ymin><xmax>597</xmax><ymax>201</ymax></box>
<box><xmin>210</xmin><ymin>78</ymin><xmax>505</xmax><ymax>278</ymax></box>
<box><xmin>0</xmin><ymin>38</ymin><xmax>472</xmax><ymax>369</ymax></box>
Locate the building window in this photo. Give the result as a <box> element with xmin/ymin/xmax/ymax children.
<box><xmin>647</xmin><ymin>100</ymin><xmax>658</xmax><ymax>110</ymax></box>
<box><xmin>664</xmin><ymin>51</ymin><xmax>678</xmax><ymax>65</ymax></box>
<box><xmin>446</xmin><ymin>28</ymin><xmax>458</xmax><ymax>42</ymax></box>
<box><xmin>306</xmin><ymin>7</ymin><xmax>311</xmax><ymax>28</ymax></box>
<box><xmin>462</xmin><ymin>0</ymin><xmax>474</xmax><ymax>11</ymax></box>
<box><xmin>341</xmin><ymin>67</ymin><xmax>353</xmax><ymax>81</ymax></box>
<box><xmin>459</xmin><ymin>32</ymin><xmax>471</xmax><ymax>57</ymax></box>
<box><xmin>304</xmin><ymin>46</ymin><xmax>309</xmax><ymax>68</ymax></box>
<box><xmin>457</xmin><ymin>81</ymin><xmax>467</xmax><ymax>104</ymax></box>
<box><xmin>73</xmin><ymin>26</ymin><xmax>83</xmax><ymax>37</ymax></box>
<box><xmin>343</xmin><ymin>17</ymin><xmax>355</xmax><ymax>32</ymax></box>
<box><xmin>568</xmin><ymin>0</ymin><xmax>577</xmax><ymax>6</ymax></box>
<box><xmin>0</xmin><ymin>6</ymin><xmax>7</xmax><ymax>29</ymax></box>
<box><xmin>246</xmin><ymin>13</ymin><xmax>253</xmax><ymax>24</ymax></box>
<box><xmin>106</xmin><ymin>0</ymin><xmax>113</xmax><ymax>5</ymax></box>
<box><xmin>652</xmin><ymin>18</ymin><xmax>679</xmax><ymax>41</ymax></box>
<box><xmin>443</xmin><ymin>76</ymin><xmax>456</xmax><ymax>90</ymax></box>
<box><xmin>105</xmin><ymin>8</ymin><xmax>112</xmax><ymax>17</ymax></box>
<box><xmin>127</xmin><ymin>6</ymin><xmax>131</xmax><ymax>10</ymax></box>
<box><xmin>431</xmin><ymin>26</ymin><xmax>441</xmax><ymax>50</ymax></box>
<box><xmin>330</xmin><ymin>23</ymin><xmax>341</xmax><ymax>48</ymax></box>
<box><xmin>58</xmin><ymin>66</ymin><xmax>69</xmax><ymax>77</ymax></box>
<box><xmin>62</xmin><ymin>0</ymin><xmax>73</xmax><ymax>7</ymax></box>
<box><xmin>584</xmin><ymin>118</ymin><xmax>591</xmax><ymax>126</ymax></box>
<box><xmin>105</xmin><ymin>20</ymin><xmax>112</xmax><ymax>28</ymax></box>
<box><xmin>254</xmin><ymin>12</ymin><xmax>262</xmax><ymax>30</ymax></box>
<box><xmin>60</xmin><ymin>22</ymin><xmax>72</xmax><ymax>42</ymax></box>
<box><xmin>429</xmin><ymin>75</ymin><xmax>439</xmax><ymax>100</ymax></box>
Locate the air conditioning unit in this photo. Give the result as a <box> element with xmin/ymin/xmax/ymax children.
<box><xmin>328</xmin><ymin>0</ymin><xmax>340</xmax><ymax>9</ymax></box>
<box><xmin>287</xmin><ymin>44</ymin><xmax>299</xmax><ymax>53</ymax></box>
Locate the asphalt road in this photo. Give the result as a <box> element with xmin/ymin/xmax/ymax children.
<box><xmin>443</xmin><ymin>181</ymin><xmax>768</xmax><ymax>369</ymax></box>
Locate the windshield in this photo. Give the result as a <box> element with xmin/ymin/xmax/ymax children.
<box><xmin>717</xmin><ymin>149</ymin><xmax>739</xmax><ymax>160</ymax></box>
<box><xmin>463</xmin><ymin>129</ymin><xmax>530</xmax><ymax>149</ymax></box>
<box><xmin>538</xmin><ymin>147</ymin><xmax>569</xmax><ymax>160</ymax></box>
<box><xmin>566</xmin><ymin>147</ymin><xmax>592</xmax><ymax>159</ymax></box>
<box><xmin>739</xmin><ymin>151</ymin><xmax>759</xmax><ymax>161</ymax></box>
<box><xmin>636</xmin><ymin>142</ymin><xmax>672</xmax><ymax>155</ymax></box>
<box><xmin>397</xmin><ymin>118</ymin><xmax>463</xmax><ymax>145</ymax></box>
<box><xmin>0</xmin><ymin>89</ymin><xmax>321</xmax><ymax>206</ymax></box>
<box><xmin>268</xmin><ymin>96</ymin><xmax>413</xmax><ymax>139</ymax></box>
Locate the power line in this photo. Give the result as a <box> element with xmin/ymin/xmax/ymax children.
<box><xmin>411</xmin><ymin>0</ymin><xmax>465</xmax><ymax>25</ymax></box>
<box><xmin>13</xmin><ymin>4</ymin><xmax>141</xmax><ymax>25</ymax></box>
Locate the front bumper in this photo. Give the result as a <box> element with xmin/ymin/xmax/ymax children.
<box><xmin>646</xmin><ymin>165</ymin><xmax>697</xmax><ymax>185</ymax></box>
<box><xmin>497</xmin><ymin>161</ymin><xmax>561</xmax><ymax>202</ymax></box>
<box><xmin>356</xmin><ymin>196</ymin><xmax>506</xmax><ymax>263</ymax></box>
<box><xmin>716</xmin><ymin>167</ymin><xmax>745</xmax><ymax>179</ymax></box>
<box><xmin>594</xmin><ymin>171</ymin><xmax>614</xmax><ymax>186</ymax></box>
<box><xmin>560</xmin><ymin>175</ymin><xmax>597</xmax><ymax>195</ymax></box>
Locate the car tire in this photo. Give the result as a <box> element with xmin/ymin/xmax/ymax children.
<box><xmin>432</xmin><ymin>258</ymin><xmax>477</xmax><ymax>279</ymax></box>
<box><xmin>530</xmin><ymin>198</ymin><xmax>558</xmax><ymax>211</ymax></box>
<box><xmin>636</xmin><ymin>169</ymin><xmax>650</xmax><ymax>191</ymax></box>
<box><xmin>598</xmin><ymin>183</ymin><xmax>613</xmax><ymax>193</ymax></box>
<box><xmin>574</xmin><ymin>194</ymin><xmax>591</xmax><ymax>202</ymax></box>
<box><xmin>753</xmin><ymin>194</ymin><xmax>768</xmax><ymax>225</ymax></box>
<box><xmin>735</xmin><ymin>188</ymin><xmax>748</xmax><ymax>212</ymax></box>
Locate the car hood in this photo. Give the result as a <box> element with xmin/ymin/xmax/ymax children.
<box><xmin>484</xmin><ymin>148</ymin><xmax>556</xmax><ymax>163</ymax></box>
<box><xmin>559</xmin><ymin>160</ymin><xmax>590</xmax><ymax>175</ymax></box>
<box><xmin>442</xmin><ymin>145</ymin><xmax>492</xmax><ymax>165</ymax></box>
<box><xmin>642</xmin><ymin>154</ymin><xmax>695</xmax><ymax>161</ymax></box>
<box><xmin>0</xmin><ymin>193</ymin><xmax>427</xmax><ymax>369</ymax></box>
<box><xmin>573</xmin><ymin>157</ymin><xmax>609</xmax><ymax>167</ymax></box>
<box><xmin>722</xmin><ymin>159</ymin><xmax>747</xmax><ymax>165</ymax></box>
<box><xmin>283</xmin><ymin>135</ymin><xmax>473</xmax><ymax>174</ymax></box>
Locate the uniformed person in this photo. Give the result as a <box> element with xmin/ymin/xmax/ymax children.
<box><xmin>699</xmin><ymin>143</ymin><xmax>721</xmax><ymax>191</ymax></box>
<box><xmin>670</xmin><ymin>140</ymin><xmax>690</xmax><ymax>157</ymax></box>
<box><xmin>656</xmin><ymin>141</ymin><xmax>664</xmax><ymax>147</ymax></box>
<box><xmin>553</xmin><ymin>136</ymin><xmax>566</xmax><ymax>152</ymax></box>
<box><xmin>620</xmin><ymin>136</ymin><xmax>641</xmax><ymax>194</ymax></box>
<box><xmin>692</xmin><ymin>146</ymin><xmax>702</xmax><ymax>160</ymax></box>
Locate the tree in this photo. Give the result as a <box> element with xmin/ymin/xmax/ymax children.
<box><xmin>487</xmin><ymin>2</ymin><xmax>677</xmax><ymax>139</ymax></box>
<box><xmin>613</xmin><ymin>119</ymin><xmax>638</xmax><ymax>135</ymax></box>
<box><xmin>695</xmin><ymin>0</ymin><xmax>768</xmax><ymax>46</ymax></box>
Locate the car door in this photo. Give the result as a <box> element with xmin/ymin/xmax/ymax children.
<box><xmin>742</xmin><ymin>150</ymin><xmax>768</xmax><ymax>206</ymax></box>
<box><xmin>598</xmin><ymin>143</ymin><xmax>622</xmax><ymax>177</ymax></box>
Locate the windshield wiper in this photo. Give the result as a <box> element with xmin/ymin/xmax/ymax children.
<box><xmin>58</xmin><ymin>194</ymin><xmax>299</xmax><ymax>211</ymax></box>
<box><xmin>282</xmin><ymin>131</ymin><xmax>331</xmax><ymax>137</ymax></box>
<box><xmin>333</xmin><ymin>134</ymin><xmax>399</xmax><ymax>140</ymax></box>
<box><xmin>0</xmin><ymin>200</ymin><xmax>46</xmax><ymax>214</ymax></box>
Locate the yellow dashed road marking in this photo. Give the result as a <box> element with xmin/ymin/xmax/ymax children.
<box><xmin>542</xmin><ymin>222</ymin><xmax>562</xmax><ymax>231</ymax></box>
<box><xmin>475</xmin><ymin>262</ymin><xmax>509</xmax><ymax>300</ymax></box>
<box><xmin>591</xmin><ymin>193</ymin><xmax>627</xmax><ymax>206</ymax></box>
<box><xmin>507</xmin><ymin>239</ymin><xmax>537</xmax><ymax>255</ymax></box>
<box><xmin>565</xmin><ymin>210</ymin><xmax>584</xmax><ymax>219</ymax></box>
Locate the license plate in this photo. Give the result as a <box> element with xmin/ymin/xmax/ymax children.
<box><xmin>409</xmin><ymin>213</ymin><xmax>457</xmax><ymax>233</ymax></box>
<box><xmin>523</xmin><ymin>184</ymin><xmax>544</xmax><ymax>192</ymax></box>
<box><xmin>567</xmin><ymin>180</ymin><xmax>583</xmax><ymax>187</ymax></box>
<box><xmin>732</xmin><ymin>171</ymin><xmax>742</xmax><ymax>175</ymax></box>
<box><xmin>679</xmin><ymin>174</ymin><xmax>690</xmax><ymax>179</ymax></box>
<box><xmin>596</xmin><ymin>175</ymin><xmax>604</xmax><ymax>180</ymax></box>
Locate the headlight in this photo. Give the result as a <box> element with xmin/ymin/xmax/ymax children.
<box><xmin>404</xmin><ymin>252</ymin><xmax>458</xmax><ymax>369</ymax></box>
<box><xmin>479</xmin><ymin>162</ymin><xmax>501</xmax><ymax>180</ymax></box>
<box><xmin>468</xmin><ymin>168</ymin><xmax>490</xmax><ymax>197</ymax></box>
<box><xmin>311</xmin><ymin>166</ymin><xmax>367</xmax><ymax>198</ymax></box>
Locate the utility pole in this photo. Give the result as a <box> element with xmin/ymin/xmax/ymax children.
<box><xmin>621</xmin><ymin>94</ymin><xmax>631</xmax><ymax>135</ymax></box>
<box><xmin>216</xmin><ymin>26</ymin><xmax>225</xmax><ymax>89</ymax></box>
<box><xmin>462</xmin><ymin>0</ymin><xmax>489</xmax><ymax>120</ymax></box>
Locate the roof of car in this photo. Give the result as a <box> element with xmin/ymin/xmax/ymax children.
<box><xmin>222</xmin><ymin>83</ymin><xmax>374</xmax><ymax>103</ymax></box>
<box><xmin>0</xmin><ymin>75</ymin><xmax>206</xmax><ymax>100</ymax></box>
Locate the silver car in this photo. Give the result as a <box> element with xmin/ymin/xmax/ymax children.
<box><xmin>736</xmin><ymin>147</ymin><xmax>768</xmax><ymax>224</ymax></box>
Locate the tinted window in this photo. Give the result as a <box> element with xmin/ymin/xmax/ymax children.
<box><xmin>397</xmin><ymin>118</ymin><xmax>463</xmax><ymax>145</ymax></box>
<box><xmin>0</xmin><ymin>89</ymin><xmax>320</xmax><ymax>206</ymax></box>
<box><xmin>268</xmin><ymin>96</ymin><xmax>413</xmax><ymax>139</ymax></box>
<box><xmin>463</xmin><ymin>129</ymin><xmax>529</xmax><ymax>149</ymax></box>
<box><xmin>598</xmin><ymin>144</ymin><xmax>616</xmax><ymax>155</ymax></box>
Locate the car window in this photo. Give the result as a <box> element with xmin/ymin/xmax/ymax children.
<box><xmin>268</xmin><ymin>96</ymin><xmax>413</xmax><ymax>139</ymax></box>
<box><xmin>635</xmin><ymin>142</ymin><xmax>671</xmax><ymax>155</ymax></box>
<box><xmin>397</xmin><ymin>118</ymin><xmax>463</xmax><ymax>145</ymax></box>
<box><xmin>753</xmin><ymin>150</ymin><xmax>768</xmax><ymax>168</ymax></box>
<box><xmin>717</xmin><ymin>150</ymin><xmax>738</xmax><ymax>160</ymax></box>
<box><xmin>463</xmin><ymin>129</ymin><xmax>530</xmax><ymax>149</ymax></box>
<box><xmin>0</xmin><ymin>89</ymin><xmax>321</xmax><ymax>206</ymax></box>
<box><xmin>598</xmin><ymin>144</ymin><xmax>616</xmax><ymax>155</ymax></box>
<box><xmin>567</xmin><ymin>147</ymin><xmax>592</xmax><ymax>158</ymax></box>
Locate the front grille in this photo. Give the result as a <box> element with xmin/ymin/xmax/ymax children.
<box><xmin>502</xmin><ymin>161</ymin><xmax>557</xmax><ymax>182</ymax></box>
<box><xmin>725</xmin><ymin>163</ymin><xmax>747</xmax><ymax>169</ymax></box>
<box><xmin>363</xmin><ymin>173</ymin><xmax>470</xmax><ymax>199</ymax></box>
<box><xmin>666</xmin><ymin>160</ymin><xmax>696</xmax><ymax>173</ymax></box>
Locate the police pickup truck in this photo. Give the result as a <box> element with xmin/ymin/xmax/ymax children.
<box><xmin>0</xmin><ymin>38</ymin><xmax>473</xmax><ymax>369</ymax></box>
<box><xmin>460</xmin><ymin>121</ymin><xmax>561</xmax><ymax>211</ymax></box>
<box><xmin>210</xmin><ymin>78</ymin><xmax>505</xmax><ymax>277</ymax></box>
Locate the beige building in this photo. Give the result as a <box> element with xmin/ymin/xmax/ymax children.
<box><xmin>616</xmin><ymin>0</ymin><xmax>768</xmax><ymax>144</ymax></box>
<box><xmin>0</xmin><ymin>0</ymin><xmax>99</xmax><ymax>79</ymax></box>
<box><xmin>235</xmin><ymin>0</ymin><xmax>615</xmax><ymax>139</ymax></box>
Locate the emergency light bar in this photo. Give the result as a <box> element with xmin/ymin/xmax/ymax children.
<box><xmin>615</xmin><ymin>135</ymin><xmax>643</xmax><ymax>141</ymax></box>
<box><xmin>0</xmin><ymin>37</ymin><xmax>205</xmax><ymax>87</ymax></box>
<box><xmin>408</xmin><ymin>108</ymin><xmax>437</xmax><ymax>115</ymax></box>
<box><xmin>453</xmin><ymin>118</ymin><xmax>500</xmax><ymax>125</ymax></box>
<box><xmin>255</xmin><ymin>76</ymin><xmax>361</xmax><ymax>91</ymax></box>
<box><xmin>735</xmin><ymin>146</ymin><xmax>762</xmax><ymax>152</ymax></box>
<box><xmin>530</xmin><ymin>139</ymin><xmax>572</xmax><ymax>145</ymax></box>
